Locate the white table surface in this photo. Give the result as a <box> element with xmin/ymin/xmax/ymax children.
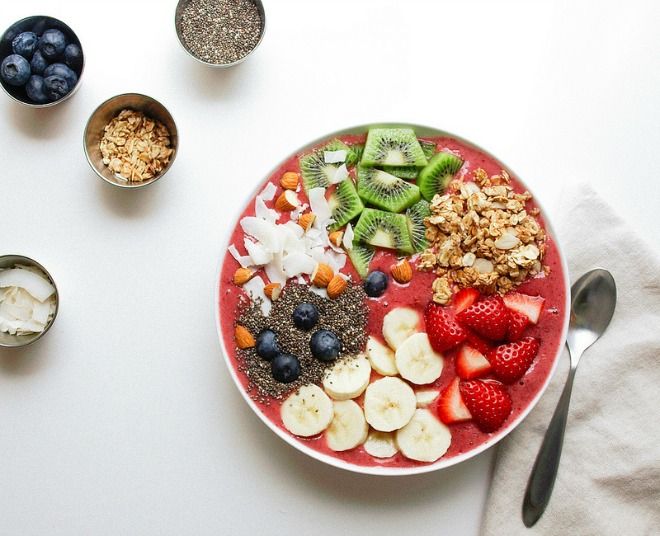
<box><xmin>1</xmin><ymin>1</ymin><xmax>658</xmax><ymax>534</ymax></box>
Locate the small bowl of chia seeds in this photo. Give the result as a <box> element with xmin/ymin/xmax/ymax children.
<box><xmin>175</xmin><ymin>0</ymin><xmax>265</xmax><ymax>68</ymax></box>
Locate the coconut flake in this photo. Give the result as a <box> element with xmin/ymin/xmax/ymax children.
<box><xmin>0</xmin><ymin>267</ymin><xmax>55</xmax><ymax>302</ymax></box>
<box><xmin>259</xmin><ymin>182</ymin><xmax>277</xmax><ymax>201</ymax></box>
<box><xmin>243</xmin><ymin>276</ymin><xmax>271</xmax><ymax>316</ymax></box>
<box><xmin>241</xmin><ymin>217</ymin><xmax>281</xmax><ymax>253</ymax></box>
<box><xmin>329</xmin><ymin>163</ymin><xmax>349</xmax><ymax>184</ymax></box>
<box><xmin>308</xmin><ymin>188</ymin><xmax>332</xmax><ymax>225</ymax></box>
<box><xmin>324</xmin><ymin>150</ymin><xmax>347</xmax><ymax>164</ymax></box>
<box><xmin>32</xmin><ymin>300</ymin><xmax>51</xmax><ymax>324</ymax></box>
<box><xmin>342</xmin><ymin>223</ymin><xmax>354</xmax><ymax>250</ymax></box>
<box><xmin>308</xmin><ymin>286</ymin><xmax>329</xmax><ymax>299</ymax></box>
<box><xmin>244</xmin><ymin>239</ymin><xmax>272</xmax><ymax>266</ymax></box>
<box><xmin>228</xmin><ymin>244</ymin><xmax>252</xmax><ymax>268</ymax></box>
<box><xmin>282</xmin><ymin>252</ymin><xmax>316</xmax><ymax>276</ymax></box>
<box><xmin>255</xmin><ymin>196</ymin><xmax>279</xmax><ymax>223</ymax></box>
<box><xmin>265</xmin><ymin>253</ymin><xmax>287</xmax><ymax>286</ymax></box>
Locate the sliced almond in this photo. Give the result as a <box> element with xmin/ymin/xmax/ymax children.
<box><xmin>327</xmin><ymin>274</ymin><xmax>347</xmax><ymax>299</ymax></box>
<box><xmin>311</xmin><ymin>263</ymin><xmax>334</xmax><ymax>288</ymax></box>
<box><xmin>234</xmin><ymin>325</ymin><xmax>256</xmax><ymax>349</ymax></box>
<box><xmin>298</xmin><ymin>212</ymin><xmax>316</xmax><ymax>231</ymax></box>
<box><xmin>494</xmin><ymin>232</ymin><xmax>520</xmax><ymax>250</ymax></box>
<box><xmin>280</xmin><ymin>171</ymin><xmax>300</xmax><ymax>190</ymax></box>
<box><xmin>391</xmin><ymin>259</ymin><xmax>413</xmax><ymax>284</ymax></box>
<box><xmin>233</xmin><ymin>267</ymin><xmax>255</xmax><ymax>286</ymax></box>
<box><xmin>264</xmin><ymin>282</ymin><xmax>282</xmax><ymax>301</ymax></box>
<box><xmin>275</xmin><ymin>190</ymin><xmax>300</xmax><ymax>212</ymax></box>
<box><xmin>473</xmin><ymin>258</ymin><xmax>494</xmax><ymax>274</ymax></box>
<box><xmin>328</xmin><ymin>230</ymin><xmax>344</xmax><ymax>248</ymax></box>
<box><xmin>462</xmin><ymin>252</ymin><xmax>476</xmax><ymax>267</ymax></box>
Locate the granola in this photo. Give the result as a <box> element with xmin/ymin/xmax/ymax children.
<box><xmin>418</xmin><ymin>168</ymin><xmax>547</xmax><ymax>304</ymax></box>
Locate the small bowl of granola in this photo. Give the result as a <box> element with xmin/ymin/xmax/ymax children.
<box><xmin>83</xmin><ymin>93</ymin><xmax>178</xmax><ymax>189</ymax></box>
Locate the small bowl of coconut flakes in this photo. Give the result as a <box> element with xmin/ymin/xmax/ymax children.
<box><xmin>0</xmin><ymin>255</ymin><xmax>59</xmax><ymax>348</ymax></box>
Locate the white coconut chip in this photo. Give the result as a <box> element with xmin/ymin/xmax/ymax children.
<box><xmin>0</xmin><ymin>267</ymin><xmax>55</xmax><ymax>302</ymax></box>
<box><xmin>243</xmin><ymin>276</ymin><xmax>271</xmax><ymax>316</ymax></box>
<box><xmin>255</xmin><ymin>196</ymin><xmax>279</xmax><ymax>223</ymax></box>
<box><xmin>342</xmin><ymin>223</ymin><xmax>355</xmax><ymax>250</ymax></box>
<box><xmin>329</xmin><ymin>163</ymin><xmax>349</xmax><ymax>184</ymax></box>
<box><xmin>282</xmin><ymin>252</ymin><xmax>316</xmax><ymax>277</ymax></box>
<box><xmin>241</xmin><ymin>217</ymin><xmax>281</xmax><ymax>253</ymax></box>
<box><xmin>259</xmin><ymin>182</ymin><xmax>277</xmax><ymax>201</ymax></box>
<box><xmin>324</xmin><ymin>150</ymin><xmax>347</xmax><ymax>164</ymax></box>
<box><xmin>244</xmin><ymin>239</ymin><xmax>272</xmax><ymax>266</ymax></box>
<box><xmin>228</xmin><ymin>244</ymin><xmax>252</xmax><ymax>268</ymax></box>
<box><xmin>32</xmin><ymin>300</ymin><xmax>51</xmax><ymax>325</ymax></box>
<box><xmin>264</xmin><ymin>252</ymin><xmax>287</xmax><ymax>286</ymax></box>
<box><xmin>308</xmin><ymin>188</ymin><xmax>332</xmax><ymax>225</ymax></box>
<box><xmin>308</xmin><ymin>286</ymin><xmax>329</xmax><ymax>299</ymax></box>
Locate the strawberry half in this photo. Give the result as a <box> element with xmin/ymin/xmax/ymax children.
<box><xmin>459</xmin><ymin>379</ymin><xmax>512</xmax><ymax>432</ymax></box>
<box><xmin>425</xmin><ymin>302</ymin><xmax>468</xmax><ymax>352</ymax></box>
<box><xmin>438</xmin><ymin>378</ymin><xmax>472</xmax><ymax>424</ymax></box>
<box><xmin>487</xmin><ymin>336</ymin><xmax>540</xmax><ymax>384</ymax></box>
<box><xmin>456</xmin><ymin>344</ymin><xmax>492</xmax><ymax>380</ymax></box>
<box><xmin>453</xmin><ymin>288</ymin><xmax>480</xmax><ymax>314</ymax></box>
<box><xmin>503</xmin><ymin>292</ymin><xmax>545</xmax><ymax>324</ymax></box>
<box><xmin>465</xmin><ymin>330</ymin><xmax>493</xmax><ymax>355</ymax></box>
<box><xmin>507</xmin><ymin>310</ymin><xmax>529</xmax><ymax>341</ymax></box>
<box><xmin>457</xmin><ymin>295</ymin><xmax>510</xmax><ymax>341</ymax></box>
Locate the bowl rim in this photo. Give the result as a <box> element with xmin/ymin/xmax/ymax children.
<box><xmin>0</xmin><ymin>14</ymin><xmax>85</xmax><ymax>108</ymax></box>
<box><xmin>213</xmin><ymin>122</ymin><xmax>571</xmax><ymax>476</ymax></box>
<box><xmin>82</xmin><ymin>92</ymin><xmax>179</xmax><ymax>189</ymax></box>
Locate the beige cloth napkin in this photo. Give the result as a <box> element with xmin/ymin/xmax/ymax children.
<box><xmin>481</xmin><ymin>183</ymin><xmax>660</xmax><ymax>536</ymax></box>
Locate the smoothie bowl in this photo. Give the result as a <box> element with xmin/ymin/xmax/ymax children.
<box><xmin>215</xmin><ymin>124</ymin><xmax>569</xmax><ymax>475</ymax></box>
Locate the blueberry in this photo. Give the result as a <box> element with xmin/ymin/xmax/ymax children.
<box><xmin>292</xmin><ymin>303</ymin><xmax>319</xmax><ymax>331</ymax></box>
<box><xmin>44</xmin><ymin>63</ymin><xmax>77</xmax><ymax>90</ymax></box>
<box><xmin>310</xmin><ymin>329</ymin><xmax>341</xmax><ymax>362</ymax></box>
<box><xmin>43</xmin><ymin>75</ymin><xmax>69</xmax><ymax>101</ymax></box>
<box><xmin>30</xmin><ymin>50</ymin><xmax>48</xmax><ymax>75</ymax></box>
<box><xmin>364</xmin><ymin>270</ymin><xmax>388</xmax><ymax>298</ymax></box>
<box><xmin>271</xmin><ymin>354</ymin><xmax>301</xmax><ymax>383</ymax></box>
<box><xmin>64</xmin><ymin>43</ymin><xmax>83</xmax><ymax>71</ymax></box>
<box><xmin>25</xmin><ymin>76</ymin><xmax>50</xmax><ymax>104</ymax></box>
<box><xmin>12</xmin><ymin>32</ymin><xmax>39</xmax><ymax>59</ymax></box>
<box><xmin>1</xmin><ymin>54</ymin><xmax>31</xmax><ymax>86</ymax></box>
<box><xmin>256</xmin><ymin>329</ymin><xmax>280</xmax><ymax>361</ymax></box>
<box><xmin>39</xmin><ymin>29</ymin><xmax>67</xmax><ymax>60</ymax></box>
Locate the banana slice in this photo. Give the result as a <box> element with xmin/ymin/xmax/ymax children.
<box><xmin>366</xmin><ymin>336</ymin><xmax>398</xmax><ymax>376</ymax></box>
<box><xmin>415</xmin><ymin>389</ymin><xmax>440</xmax><ymax>408</ymax></box>
<box><xmin>396</xmin><ymin>409</ymin><xmax>452</xmax><ymax>462</ymax></box>
<box><xmin>281</xmin><ymin>384</ymin><xmax>334</xmax><ymax>437</ymax></box>
<box><xmin>363</xmin><ymin>430</ymin><xmax>398</xmax><ymax>458</ymax></box>
<box><xmin>325</xmin><ymin>400</ymin><xmax>369</xmax><ymax>452</ymax></box>
<box><xmin>395</xmin><ymin>332</ymin><xmax>444</xmax><ymax>385</ymax></box>
<box><xmin>322</xmin><ymin>354</ymin><xmax>371</xmax><ymax>400</ymax></box>
<box><xmin>363</xmin><ymin>377</ymin><xmax>416</xmax><ymax>432</ymax></box>
<box><xmin>382</xmin><ymin>307</ymin><xmax>420</xmax><ymax>350</ymax></box>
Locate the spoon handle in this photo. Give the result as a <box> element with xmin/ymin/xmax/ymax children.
<box><xmin>522</xmin><ymin>367</ymin><xmax>576</xmax><ymax>527</ymax></box>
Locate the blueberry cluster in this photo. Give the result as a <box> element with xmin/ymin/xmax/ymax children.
<box><xmin>1</xmin><ymin>28</ymin><xmax>82</xmax><ymax>104</ymax></box>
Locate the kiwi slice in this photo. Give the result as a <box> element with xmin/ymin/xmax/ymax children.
<box><xmin>347</xmin><ymin>241</ymin><xmax>375</xmax><ymax>279</ymax></box>
<box><xmin>349</xmin><ymin>143</ymin><xmax>364</xmax><ymax>165</ymax></box>
<box><xmin>357</xmin><ymin>167</ymin><xmax>421</xmax><ymax>213</ymax></box>
<box><xmin>299</xmin><ymin>139</ymin><xmax>359</xmax><ymax>192</ymax></box>
<box><xmin>406</xmin><ymin>200</ymin><xmax>431</xmax><ymax>252</ymax></box>
<box><xmin>327</xmin><ymin>180</ymin><xmax>364</xmax><ymax>231</ymax></box>
<box><xmin>360</xmin><ymin>128</ymin><xmax>428</xmax><ymax>168</ymax></box>
<box><xmin>419</xmin><ymin>139</ymin><xmax>437</xmax><ymax>160</ymax></box>
<box><xmin>417</xmin><ymin>151</ymin><xmax>464</xmax><ymax>201</ymax></box>
<box><xmin>353</xmin><ymin>208</ymin><xmax>413</xmax><ymax>254</ymax></box>
<box><xmin>379</xmin><ymin>166</ymin><xmax>418</xmax><ymax>179</ymax></box>
<box><xmin>323</xmin><ymin>138</ymin><xmax>359</xmax><ymax>167</ymax></box>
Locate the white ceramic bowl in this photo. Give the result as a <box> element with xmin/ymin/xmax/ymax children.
<box><xmin>215</xmin><ymin>123</ymin><xmax>571</xmax><ymax>476</ymax></box>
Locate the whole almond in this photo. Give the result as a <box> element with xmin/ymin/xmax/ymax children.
<box><xmin>327</xmin><ymin>274</ymin><xmax>347</xmax><ymax>299</ymax></box>
<box><xmin>280</xmin><ymin>171</ymin><xmax>300</xmax><ymax>190</ymax></box>
<box><xmin>298</xmin><ymin>212</ymin><xmax>316</xmax><ymax>231</ymax></box>
<box><xmin>311</xmin><ymin>263</ymin><xmax>333</xmax><ymax>288</ymax></box>
<box><xmin>391</xmin><ymin>259</ymin><xmax>413</xmax><ymax>284</ymax></box>
<box><xmin>233</xmin><ymin>267</ymin><xmax>255</xmax><ymax>286</ymax></box>
<box><xmin>234</xmin><ymin>325</ymin><xmax>256</xmax><ymax>349</ymax></box>
<box><xmin>275</xmin><ymin>190</ymin><xmax>299</xmax><ymax>212</ymax></box>
<box><xmin>264</xmin><ymin>282</ymin><xmax>281</xmax><ymax>301</ymax></box>
<box><xmin>328</xmin><ymin>230</ymin><xmax>344</xmax><ymax>248</ymax></box>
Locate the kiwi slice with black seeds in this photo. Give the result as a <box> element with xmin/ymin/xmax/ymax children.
<box><xmin>361</xmin><ymin>128</ymin><xmax>428</xmax><ymax>168</ymax></box>
<box><xmin>417</xmin><ymin>151</ymin><xmax>463</xmax><ymax>201</ymax></box>
<box><xmin>349</xmin><ymin>143</ymin><xmax>364</xmax><ymax>165</ymax></box>
<box><xmin>357</xmin><ymin>167</ymin><xmax>421</xmax><ymax>213</ymax></box>
<box><xmin>379</xmin><ymin>166</ymin><xmax>418</xmax><ymax>179</ymax></box>
<box><xmin>299</xmin><ymin>139</ymin><xmax>359</xmax><ymax>192</ymax></box>
<box><xmin>347</xmin><ymin>241</ymin><xmax>375</xmax><ymax>279</ymax></box>
<box><xmin>327</xmin><ymin>179</ymin><xmax>364</xmax><ymax>231</ymax></box>
<box><xmin>406</xmin><ymin>200</ymin><xmax>431</xmax><ymax>252</ymax></box>
<box><xmin>353</xmin><ymin>208</ymin><xmax>413</xmax><ymax>254</ymax></box>
<box><xmin>419</xmin><ymin>139</ymin><xmax>437</xmax><ymax>160</ymax></box>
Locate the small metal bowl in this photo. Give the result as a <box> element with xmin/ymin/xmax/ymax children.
<box><xmin>0</xmin><ymin>254</ymin><xmax>59</xmax><ymax>348</ymax></box>
<box><xmin>0</xmin><ymin>15</ymin><xmax>85</xmax><ymax>108</ymax></box>
<box><xmin>83</xmin><ymin>93</ymin><xmax>179</xmax><ymax>189</ymax></box>
<box><xmin>174</xmin><ymin>0</ymin><xmax>266</xmax><ymax>68</ymax></box>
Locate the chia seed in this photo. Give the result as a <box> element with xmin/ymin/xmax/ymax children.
<box><xmin>178</xmin><ymin>0</ymin><xmax>263</xmax><ymax>65</ymax></box>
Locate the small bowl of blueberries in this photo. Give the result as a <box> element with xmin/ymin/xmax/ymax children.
<box><xmin>0</xmin><ymin>15</ymin><xmax>84</xmax><ymax>107</ymax></box>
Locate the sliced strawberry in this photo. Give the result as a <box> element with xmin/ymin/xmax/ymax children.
<box><xmin>438</xmin><ymin>378</ymin><xmax>472</xmax><ymax>424</ymax></box>
<box><xmin>487</xmin><ymin>336</ymin><xmax>540</xmax><ymax>384</ymax></box>
<box><xmin>456</xmin><ymin>295</ymin><xmax>509</xmax><ymax>341</ymax></box>
<box><xmin>425</xmin><ymin>302</ymin><xmax>468</xmax><ymax>352</ymax></box>
<box><xmin>507</xmin><ymin>310</ymin><xmax>529</xmax><ymax>341</ymax></box>
<box><xmin>465</xmin><ymin>330</ymin><xmax>493</xmax><ymax>355</ymax></box>
<box><xmin>503</xmin><ymin>292</ymin><xmax>545</xmax><ymax>324</ymax></box>
<box><xmin>459</xmin><ymin>379</ymin><xmax>512</xmax><ymax>432</ymax></box>
<box><xmin>453</xmin><ymin>288</ymin><xmax>480</xmax><ymax>314</ymax></box>
<box><xmin>456</xmin><ymin>345</ymin><xmax>492</xmax><ymax>380</ymax></box>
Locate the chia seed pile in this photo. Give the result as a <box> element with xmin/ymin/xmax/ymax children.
<box><xmin>236</xmin><ymin>283</ymin><xmax>368</xmax><ymax>403</ymax></box>
<box><xmin>179</xmin><ymin>0</ymin><xmax>263</xmax><ymax>64</ymax></box>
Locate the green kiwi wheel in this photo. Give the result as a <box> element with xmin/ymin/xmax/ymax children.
<box><xmin>327</xmin><ymin>180</ymin><xmax>364</xmax><ymax>231</ymax></box>
<box><xmin>346</xmin><ymin>242</ymin><xmax>375</xmax><ymax>279</ymax></box>
<box><xmin>299</xmin><ymin>139</ymin><xmax>359</xmax><ymax>191</ymax></box>
<box><xmin>360</xmin><ymin>128</ymin><xmax>428</xmax><ymax>168</ymax></box>
<box><xmin>379</xmin><ymin>166</ymin><xmax>418</xmax><ymax>179</ymax></box>
<box><xmin>357</xmin><ymin>167</ymin><xmax>421</xmax><ymax>213</ymax></box>
<box><xmin>406</xmin><ymin>200</ymin><xmax>431</xmax><ymax>252</ymax></box>
<box><xmin>353</xmin><ymin>208</ymin><xmax>413</xmax><ymax>254</ymax></box>
<box><xmin>417</xmin><ymin>151</ymin><xmax>464</xmax><ymax>201</ymax></box>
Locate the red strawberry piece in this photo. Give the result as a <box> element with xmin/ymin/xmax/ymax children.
<box><xmin>453</xmin><ymin>288</ymin><xmax>480</xmax><ymax>314</ymax></box>
<box><xmin>465</xmin><ymin>330</ymin><xmax>493</xmax><ymax>355</ymax></box>
<box><xmin>456</xmin><ymin>295</ymin><xmax>510</xmax><ymax>341</ymax></box>
<box><xmin>487</xmin><ymin>336</ymin><xmax>540</xmax><ymax>384</ymax></box>
<box><xmin>459</xmin><ymin>379</ymin><xmax>512</xmax><ymax>432</ymax></box>
<box><xmin>503</xmin><ymin>292</ymin><xmax>545</xmax><ymax>324</ymax></box>
<box><xmin>438</xmin><ymin>378</ymin><xmax>472</xmax><ymax>424</ymax></box>
<box><xmin>425</xmin><ymin>302</ymin><xmax>468</xmax><ymax>352</ymax></box>
<box><xmin>456</xmin><ymin>344</ymin><xmax>492</xmax><ymax>380</ymax></box>
<box><xmin>507</xmin><ymin>310</ymin><xmax>529</xmax><ymax>341</ymax></box>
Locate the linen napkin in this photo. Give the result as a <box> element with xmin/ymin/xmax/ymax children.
<box><xmin>481</xmin><ymin>183</ymin><xmax>660</xmax><ymax>536</ymax></box>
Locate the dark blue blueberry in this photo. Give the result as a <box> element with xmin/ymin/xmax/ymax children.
<box><xmin>310</xmin><ymin>329</ymin><xmax>341</xmax><ymax>362</ymax></box>
<box><xmin>39</xmin><ymin>29</ymin><xmax>67</xmax><ymax>60</ymax></box>
<box><xmin>292</xmin><ymin>302</ymin><xmax>319</xmax><ymax>331</ymax></box>
<box><xmin>30</xmin><ymin>50</ymin><xmax>48</xmax><ymax>75</ymax></box>
<box><xmin>25</xmin><ymin>75</ymin><xmax>50</xmax><ymax>104</ymax></box>
<box><xmin>364</xmin><ymin>270</ymin><xmax>388</xmax><ymax>297</ymax></box>
<box><xmin>44</xmin><ymin>63</ymin><xmax>77</xmax><ymax>90</ymax></box>
<box><xmin>64</xmin><ymin>43</ymin><xmax>83</xmax><ymax>71</ymax></box>
<box><xmin>256</xmin><ymin>329</ymin><xmax>280</xmax><ymax>361</ymax></box>
<box><xmin>1</xmin><ymin>54</ymin><xmax>31</xmax><ymax>86</ymax></box>
<box><xmin>43</xmin><ymin>75</ymin><xmax>69</xmax><ymax>101</ymax></box>
<box><xmin>12</xmin><ymin>32</ymin><xmax>39</xmax><ymax>59</ymax></box>
<box><xmin>271</xmin><ymin>354</ymin><xmax>301</xmax><ymax>383</ymax></box>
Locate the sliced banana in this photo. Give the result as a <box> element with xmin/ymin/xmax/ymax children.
<box><xmin>396</xmin><ymin>409</ymin><xmax>452</xmax><ymax>463</ymax></box>
<box><xmin>363</xmin><ymin>376</ymin><xmax>416</xmax><ymax>432</ymax></box>
<box><xmin>366</xmin><ymin>336</ymin><xmax>398</xmax><ymax>376</ymax></box>
<box><xmin>281</xmin><ymin>384</ymin><xmax>334</xmax><ymax>437</ymax></box>
<box><xmin>322</xmin><ymin>354</ymin><xmax>371</xmax><ymax>400</ymax></box>
<box><xmin>382</xmin><ymin>307</ymin><xmax>420</xmax><ymax>350</ymax></box>
<box><xmin>363</xmin><ymin>430</ymin><xmax>398</xmax><ymax>458</ymax></box>
<box><xmin>325</xmin><ymin>400</ymin><xmax>369</xmax><ymax>452</ymax></box>
<box><xmin>415</xmin><ymin>389</ymin><xmax>440</xmax><ymax>408</ymax></box>
<box><xmin>395</xmin><ymin>332</ymin><xmax>444</xmax><ymax>385</ymax></box>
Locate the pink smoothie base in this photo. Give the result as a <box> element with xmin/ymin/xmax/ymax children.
<box><xmin>215</xmin><ymin>124</ymin><xmax>570</xmax><ymax>476</ymax></box>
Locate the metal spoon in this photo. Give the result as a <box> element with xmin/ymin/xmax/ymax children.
<box><xmin>522</xmin><ymin>268</ymin><xmax>616</xmax><ymax>527</ymax></box>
